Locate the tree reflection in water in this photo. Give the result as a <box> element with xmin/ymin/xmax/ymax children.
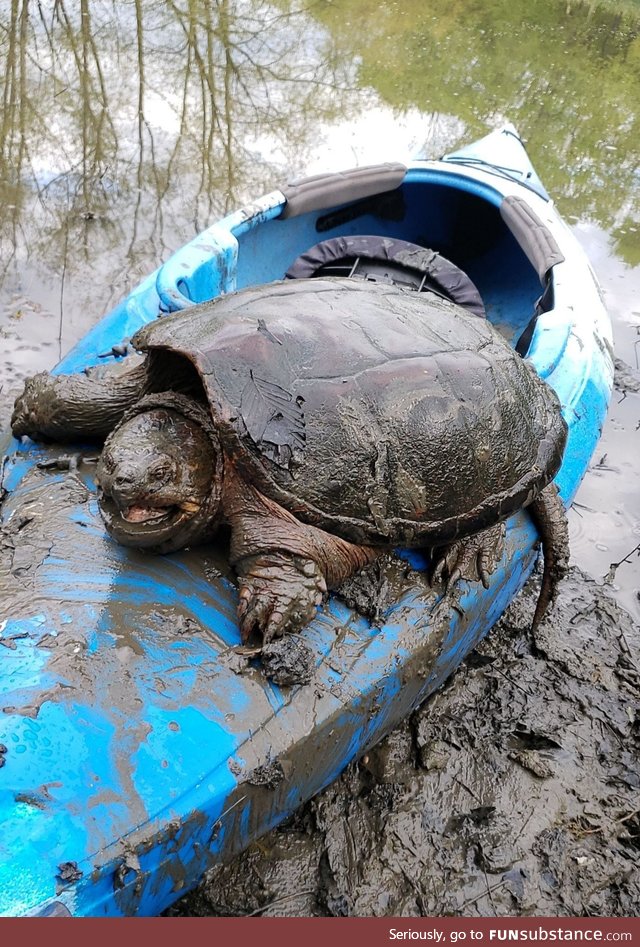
<box><xmin>0</xmin><ymin>0</ymin><xmax>352</xmax><ymax>355</ymax></box>
<box><xmin>1</xmin><ymin>0</ymin><xmax>639</xmax><ymax>356</ymax></box>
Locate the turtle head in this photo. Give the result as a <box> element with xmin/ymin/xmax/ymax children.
<box><xmin>97</xmin><ymin>394</ymin><xmax>223</xmax><ymax>553</ymax></box>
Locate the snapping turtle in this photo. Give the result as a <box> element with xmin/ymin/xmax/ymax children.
<box><xmin>11</xmin><ymin>277</ymin><xmax>568</xmax><ymax>642</ymax></box>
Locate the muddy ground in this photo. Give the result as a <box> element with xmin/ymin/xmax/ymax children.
<box><xmin>169</xmin><ymin>568</ymin><xmax>640</xmax><ymax>917</ymax></box>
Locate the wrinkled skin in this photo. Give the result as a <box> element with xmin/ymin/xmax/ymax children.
<box><xmin>12</xmin><ymin>361</ymin><xmax>148</xmax><ymax>441</ymax></box>
<box><xmin>90</xmin><ymin>394</ymin><xmax>378</xmax><ymax>643</ymax></box>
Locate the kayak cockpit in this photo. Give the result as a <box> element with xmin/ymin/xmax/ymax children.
<box><xmin>156</xmin><ymin>161</ymin><xmax>561</xmax><ymax>354</ymax></box>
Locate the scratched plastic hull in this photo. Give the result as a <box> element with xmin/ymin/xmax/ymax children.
<box><xmin>0</xmin><ymin>126</ymin><xmax>613</xmax><ymax>917</ymax></box>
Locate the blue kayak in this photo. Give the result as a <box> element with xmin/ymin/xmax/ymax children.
<box><xmin>0</xmin><ymin>125</ymin><xmax>613</xmax><ymax>917</ymax></box>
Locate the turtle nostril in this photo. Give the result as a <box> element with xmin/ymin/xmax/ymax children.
<box><xmin>114</xmin><ymin>474</ymin><xmax>133</xmax><ymax>488</ymax></box>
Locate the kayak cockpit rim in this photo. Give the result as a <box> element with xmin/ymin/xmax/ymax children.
<box><xmin>156</xmin><ymin>162</ymin><xmax>561</xmax><ymax>368</ymax></box>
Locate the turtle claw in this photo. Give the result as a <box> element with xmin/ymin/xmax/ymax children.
<box><xmin>432</xmin><ymin>523</ymin><xmax>506</xmax><ymax>593</ymax></box>
<box><xmin>236</xmin><ymin>553</ymin><xmax>327</xmax><ymax>644</ymax></box>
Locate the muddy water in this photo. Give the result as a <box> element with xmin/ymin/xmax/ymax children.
<box><xmin>0</xmin><ymin>0</ymin><xmax>639</xmax><ymax>917</ymax></box>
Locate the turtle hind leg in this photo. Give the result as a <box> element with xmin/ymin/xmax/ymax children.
<box><xmin>431</xmin><ymin>522</ymin><xmax>506</xmax><ymax>592</ymax></box>
<box><xmin>11</xmin><ymin>357</ymin><xmax>148</xmax><ymax>442</ymax></box>
<box><xmin>528</xmin><ymin>482</ymin><xmax>569</xmax><ymax>628</ymax></box>
<box><xmin>430</xmin><ymin>484</ymin><xmax>569</xmax><ymax>628</ymax></box>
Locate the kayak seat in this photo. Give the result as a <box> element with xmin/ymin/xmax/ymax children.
<box><xmin>285</xmin><ymin>235</ymin><xmax>486</xmax><ymax>319</ymax></box>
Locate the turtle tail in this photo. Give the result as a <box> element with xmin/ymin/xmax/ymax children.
<box><xmin>528</xmin><ymin>482</ymin><xmax>569</xmax><ymax>629</ymax></box>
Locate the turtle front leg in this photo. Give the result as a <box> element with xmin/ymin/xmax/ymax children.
<box><xmin>431</xmin><ymin>522</ymin><xmax>506</xmax><ymax>591</ymax></box>
<box><xmin>225</xmin><ymin>474</ymin><xmax>379</xmax><ymax>643</ymax></box>
<box><xmin>11</xmin><ymin>358</ymin><xmax>148</xmax><ymax>442</ymax></box>
<box><xmin>236</xmin><ymin>552</ymin><xmax>328</xmax><ymax>644</ymax></box>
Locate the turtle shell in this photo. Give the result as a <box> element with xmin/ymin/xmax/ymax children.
<box><xmin>133</xmin><ymin>278</ymin><xmax>567</xmax><ymax>546</ymax></box>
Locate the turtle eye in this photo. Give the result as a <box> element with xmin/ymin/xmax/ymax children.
<box><xmin>99</xmin><ymin>452</ymin><xmax>115</xmax><ymax>474</ymax></box>
<box><xmin>150</xmin><ymin>462</ymin><xmax>172</xmax><ymax>483</ymax></box>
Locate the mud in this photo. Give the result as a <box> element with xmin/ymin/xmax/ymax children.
<box><xmin>2</xmin><ymin>383</ymin><xmax>639</xmax><ymax>917</ymax></box>
<box><xmin>261</xmin><ymin>637</ymin><xmax>315</xmax><ymax>686</ymax></box>
<box><xmin>246</xmin><ymin>761</ymin><xmax>287</xmax><ymax>789</ymax></box>
<box><xmin>336</xmin><ymin>553</ymin><xmax>419</xmax><ymax>626</ymax></box>
<box><xmin>56</xmin><ymin>862</ymin><xmax>83</xmax><ymax>884</ymax></box>
<box><xmin>170</xmin><ymin>568</ymin><xmax>640</xmax><ymax>917</ymax></box>
<box><xmin>2</xmin><ymin>354</ymin><xmax>639</xmax><ymax>918</ymax></box>
<box><xmin>613</xmin><ymin>358</ymin><xmax>640</xmax><ymax>396</ymax></box>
